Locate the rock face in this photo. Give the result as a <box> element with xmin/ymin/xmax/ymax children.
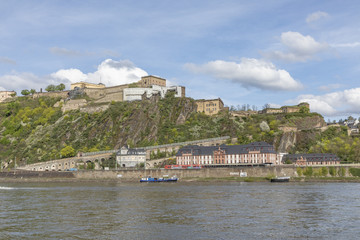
<box><xmin>276</xmin><ymin>115</ymin><xmax>326</xmax><ymax>152</ymax></box>
<box><xmin>277</xmin><ymin>131</ymin><xmax>297</xmax><ymax>153</ymax></box>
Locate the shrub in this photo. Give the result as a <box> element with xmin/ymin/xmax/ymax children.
<box><xmin>349</xmin><ymin>168</ymin><xmax>360</xmax><ymax>177</ymax></box>
<box><xmin>329</xmin><ymin>166</ymin><xmax>336</xmax><ymax>176</ymax></box>
<box><xmin>296</xmin><ymin>167</ymin><xmax>303</xmax><ymax>176</ymax></box>
<box><xmin>338</xmin><ymin>167</ymin><xmax>346</xmax><ymax>177</ymax></box>
<box><xmin>303</xmin><ymin>167</ymin><xmax>313</xmax><ymax>177</ymax></box>
<box><xmin>321</xmin><ymin>167</ymin><xmax>328</xmax><ymax>177</ymax></box>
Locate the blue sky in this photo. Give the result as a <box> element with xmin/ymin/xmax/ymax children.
<box><xmin>0</xmin><ymin>0</ymin><xmax>359</xmax><ymax>120</ymax></box>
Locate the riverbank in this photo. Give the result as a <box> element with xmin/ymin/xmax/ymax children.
<box><xmin>2</xmin><ymin>173</ymin><xmax>360</xmax><ymax>183</ymax></box>
<box><xmin>2</xmin><ymin>165</ymin><xmax>360</xmax><ymax>183</ymax></box>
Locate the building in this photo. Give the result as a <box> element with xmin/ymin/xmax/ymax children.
<box><xmin>260</xmin><ymin>102</ymin><xmax>310</xmax><ymax>114</ymax></box>
<box><xmin>195</xmin><ymin>98</ymin><xmax>224</xmax><ymax>115</ymax></box>
<box><xmin>0</xmin><ymin>91</ymin><xmax>16</xmax><ymax>102</ymax></box>
<box><xmin>176</xmin><ymin>142</ymin><xmax>278</xmax><ymax>166</ymax></box>
<box><xmin>123</xmin><ymin>85</ymin><xmax>185</xmax><ymax>101</ymax></box>
<box><xmin>138</xmin><ymin>75</ymin><xmax>166</xmax><ymax>87</ymax></box>
<box><xmin>116</xmin><ymin>146</ymin><xmax>146</xmax><ymax>168</ymax></box>
<box><xmin>70</xmin><ymin>82</ymin><xmax>106</xmax><ymax>90</ymax></box>
<box><xmin>284</xmin><ymin>153</ymin><xmax>340</xmax><ymax>166</ymax></box>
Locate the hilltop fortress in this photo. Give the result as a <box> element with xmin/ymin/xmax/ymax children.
<box><xmin>30</xmin><ymin>75</ymin><xmax>186</xmax><ymax>113</ymax></box>
<box><xmin>1</xmin><ymin>74</ymin><xmax>310</xmax><ymax>116</ymax></box>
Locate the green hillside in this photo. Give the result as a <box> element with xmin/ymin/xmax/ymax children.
<box><xmin>0</xmin><ymin>94</ymin><xmax>359</xmax><ymax>168</ymax></box>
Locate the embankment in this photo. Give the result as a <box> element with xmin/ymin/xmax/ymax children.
<box><xmin>1</xmin><ymin>165</ymin><xmax>360</xmax><ymax>182</ymax></box>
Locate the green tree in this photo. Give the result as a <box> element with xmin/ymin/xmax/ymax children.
<box><xmin>21</xmin><ymin>89</ymin><xmax>30</xmax><ymax>96</ymax></box>
<box><xmin>321</xmin><ymin>167</ymin><xmax>328</xmax><ymax>177</ymax></box>
<box><xmin>55</xmin><ymin>83</ymin><xmax>65</xmax><ymax>91</ymax></box>
<box><xmin>60</xmin><ymin>145</ymin><xmax>76</xmax><ymax>158</ymax></box>
<box><xmin>30</xmin><ymin>89</ymin><xmax>36</xmax><ymax>95</ymax></box>
<box><xmin>329</xmin><ymin>166</ymin><xmax>336</xmax><ymax>176</ymax></box>
<box><xmin>45</xmin><ymin>84</ymin><xmax>56</xmax><ymax>92</ymax></box>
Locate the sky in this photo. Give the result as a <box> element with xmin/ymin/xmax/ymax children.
<box><xmin>0</xmin><ymin>0</ymin><xmax>359</xmax><ymax>120</ymax></box>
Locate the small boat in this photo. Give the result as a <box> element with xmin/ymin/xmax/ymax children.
<box><xmin>270</xmin><ymin>176</ymin><xmax>290</xmax><ymax>182</ymax></box>
<box><xmin>140</xmin><ymin>176</ymin><xmax>178</xmax><ymax>182</ymax></box>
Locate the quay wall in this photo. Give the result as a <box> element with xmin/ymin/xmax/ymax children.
<box><xmin>74</xmin><ymin>165</ymin><xmax>360</xmax><ymax>180</ymax></box>
<box><xmin>3</xmin><ymin>165</ymin><xmax>360</xmax><ymax>181</ymax></box>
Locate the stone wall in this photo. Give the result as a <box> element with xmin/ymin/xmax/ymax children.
<box><xmin>32</xmin><ymin>91</ymin><xmax>69</xmax><ymax>99</ymax></box>
<box><xmin>74</xmin><ymin>165</ymin><xmax>359</xmax><ymax>180</ymax></box>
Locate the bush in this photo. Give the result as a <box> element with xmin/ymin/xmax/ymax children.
<box><xmin>329</xmin><ymin>166</ymin><xmax>336</xmax><ymax>176</ymax></box>
<box><xmin>349</xmin><ymin>168</ymin><xmax>360</xmax><ymax>177</ymax></box>
<box><xmin>296</xmin><ymin>167</ymin><xmax>303</xmax><ymax>176</ymax></box>
<box><xmin>321</xmin><ymin>167</ymin><xmax>328</xmax><ymax>177</ymax></box>
<box><xmin>303</xmin><ymin>167</ymin><xmax>313</xmax><ymax>177</ymax></box>
<box><xmin>338</xmin><ymin>167</ymin><xmax>346</xmax><ymax>177</ymax></box>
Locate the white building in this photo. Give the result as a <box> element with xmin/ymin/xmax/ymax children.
<box><xmin>116</xmin><ymin>146</ymin><xmax>146</xmax><ymax>168</ymax></box>
<box><xmin>123</xmin><ymin>85</ymin><xmax>184</xmax><ymax>101</ymax></box>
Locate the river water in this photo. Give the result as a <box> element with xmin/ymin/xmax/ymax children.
<box><xmin>1</xmin><ymin>181</ymin><xmax>360</xmax><ymax>239</ymax></box>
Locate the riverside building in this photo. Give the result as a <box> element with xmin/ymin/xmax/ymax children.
<box><xmin>176</xmin><ymin>142</ymin><xmax>278</xmax><ymax>166</ymax></box>
<box><xmin>284</xmin><ymin>153</ymin><xmax>340</xmax><ymax>165</ymax></box>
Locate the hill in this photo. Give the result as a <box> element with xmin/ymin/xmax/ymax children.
<box><xmin>0</xmin><ymin>94</ymin><xmax>359</xmax><ymax>168</ymax></box>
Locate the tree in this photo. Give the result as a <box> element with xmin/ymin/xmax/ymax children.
<box><xmin>262</xmin><ymin>103</ymin><xmax>270</xmax><ymax>110</ymax></box>
<box><xmin>60</xmin><ymin>145</ymin><xmax>76</xmax><ymax>158</ymax></box>
<box><xmin>45</xmin><ymin>84</ymin><xmax>56</xmax><ymax>92</ymax></box>
<box><xmin>299</xmin><ymin>105</ymin><xmax>310</xmax><ymax>113</ymax></box>
<box><xmin>21</xmin><ymin>89</ymin><xmax>30</xmax><ymax>96</ymax></box>
<box><xmin>55</xmin><ymin>83</ymin><xmax>65</xmax><ymax>91</ymax></box>
<box><xmin>30</xmin><ymin>89</ymin><xmax>36</xmax><ymax>95</ymax></box>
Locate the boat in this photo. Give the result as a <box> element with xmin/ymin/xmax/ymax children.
<box><xmin>270</xmin><ymin>176</ymin><xmax>290</xmax><ymax>182</ymax></box>
<box><xmin>140</xmin><ymin>176</ymin><xmax>178</xmax><ymax>182</ymax></box>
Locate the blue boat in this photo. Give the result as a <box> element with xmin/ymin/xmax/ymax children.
<box><xmin>140</xmin><ymin>176</ymin><xmax>178</xmax><ymax>182</ymax></box>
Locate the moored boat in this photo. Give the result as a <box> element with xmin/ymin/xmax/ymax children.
<box><xmin>270</xmin><ymin>176</ymin><xmax>290</xmax><ymax>182</ymax></box>
<box><xmin>140</xmin><ymin>176</ymin><xmax>178</xmax><ymax>182</ymax></box>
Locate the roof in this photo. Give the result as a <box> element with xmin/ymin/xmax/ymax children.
<box><xmin>176</xmin><ymin>141</ymin><xmax>275</xmax><ymax>156</ymax></box>
<box><xmin>285</xmin><ymin>153</ymin><xmax>339</xmax><ymax>162</ymax></box>
<box><xmin>117</xmin><ymin>147</ymin><xmax>146</xmax><ymax>156</ymax></box>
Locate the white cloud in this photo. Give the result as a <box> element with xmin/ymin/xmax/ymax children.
<box><xmin>52</xmin><ymin>59</ymin><xmax>148</xmax><ymax>87</ymax></box>
<box><xmin>51</xmin><ymin>69</ymin><xmax>88</xmax><ymax>83</ymax></box>
<box><xmin>0</xmin><ymin>59</ymin><xmax>148</xmax><ymax>93</ymax></box>
<box><xmin>185</xmin><ymin>58</ymin><xmax>303</xmax><ymax>91</ymax></box>
<box><xmin>0</xmin><ymin>72</ymin><xmax>45</xmax><ymax>92</ymax></box>
<box><xmin>263</xmin><ymin>32</ymin><xmax>328</xmax><ymax>62</ymax></box>
<box><xmin>331</xmin><ymin>42</ymin><xmax>360</xmax><ymax>48</ymax></box>
<box><xmin>306</xmin><ymin>11</ymin><xmax>329</xmax><ymax>23</ymax></box>
<box><xmin>291</xmin><ymin>88</ymin><xmax>360</xmax><ymax>116</ymax></box>
<box><xmin>0</xmin><ymin>86</ymin><xmax>5</xmax><ymax>91</ymax></box>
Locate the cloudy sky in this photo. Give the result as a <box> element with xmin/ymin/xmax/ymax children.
<box><xmin>0</xmin><ymin>0</ymin><xmax>359</xmax><ymax>120</ymax></box>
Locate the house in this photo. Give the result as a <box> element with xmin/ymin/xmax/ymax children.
<box><xmin>116</xmin><ymin>146</ymin><xmax>146</xmax><ymax>168</ymax></box>
<box><xmin>283</xmin><ymin>153</ymin><xmax>340</xmax><ymax>166</ymax></box>
<box><xmin>123</xmin><ymin>85</ymin><xmax>185</xmax><ymax>101</ymax></box>
<box><xmin>0</xmin><ymin>91</ymin><xmax>16</xmax><ymax>102</ymax></box>
<box><xmin>176</xmin><ymin>141</ymin><xmax>278</xmax><ymax>166</ymax></box>
<box><xmin>195</xmin><ymin>98</ymin><xmax>224</xmax><ymax>115</ymax></box>
<box><xmin>138</xmin><ymin>75</ymin><xmax>166</xmax><ymax>87</ymax></box>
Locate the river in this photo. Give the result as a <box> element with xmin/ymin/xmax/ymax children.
<box><xmin>0</xmin><ymin>181</ymin><xmax>359</xmax><ymax>239</ymax></box>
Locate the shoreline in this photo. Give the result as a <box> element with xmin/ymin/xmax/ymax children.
<box><xmin>2</xmin><ymin>176</ymin><xmax>360</xmax><ymax>183</ymax></box>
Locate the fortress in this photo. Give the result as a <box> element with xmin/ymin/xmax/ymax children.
<box><xmin>32</xmin><ymin>75</ymin><xmax>186</xmax><ymax>112</ymax></box>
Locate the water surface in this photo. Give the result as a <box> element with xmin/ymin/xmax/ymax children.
<box><xmin>1</xmin><ymin>181</ymin><xmax>359</xmax><ymax>239</ymax></box>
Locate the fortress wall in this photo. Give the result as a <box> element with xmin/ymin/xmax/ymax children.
<box><xmin>62</xmin><ymin>99</ymin><xmax>87</xmax><ymax>112</ymax></box>
<box><xmin>32</xmin><ymin>91</ymin><xmax>69</xmax><ymax>99</ymax></box>
<box><xmin>94</xmin><ymin>91</ymin><xmax>124</xmax><ymax>103</ymax></box>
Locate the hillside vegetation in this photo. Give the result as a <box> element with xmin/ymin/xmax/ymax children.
<box><xmin>0</xmin><ymin>94</ymin><xmax>359</xmax><ymax>168</ymax></box>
